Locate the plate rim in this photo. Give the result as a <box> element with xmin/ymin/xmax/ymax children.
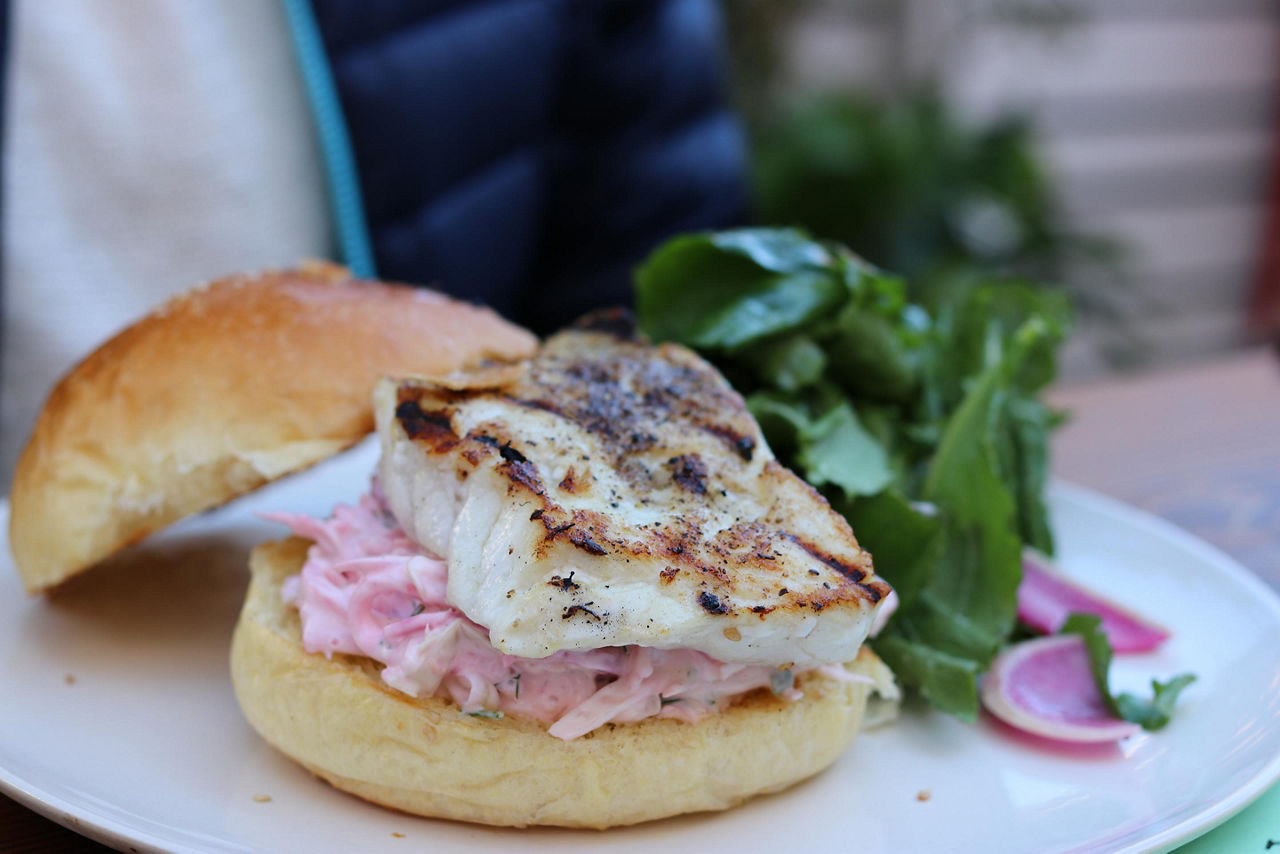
<box><xmin>1045</xmin><ymin>482</ymin><xmax>1280</xmax><ymax>852</ymax></box>
<box><xmin>0</xmin><ymin>764</ymin><xmax>176</xmax><ymax>854</ymax></box>
<box><xmin>2</xmin><ymin>483</ymin><xmax>1279</xmax><ymax>853</ymax></box>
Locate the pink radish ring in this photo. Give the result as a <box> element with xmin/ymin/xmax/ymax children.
<box><xmin>981</xmin><ymin>634</ymin><xmax>1141</xmax><ymax>743</ymax></box>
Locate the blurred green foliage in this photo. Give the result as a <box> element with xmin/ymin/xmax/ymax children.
<box><xmin>751</xmin><ymin>93</ymin><xmax>1119</xmax><ymax>290</ymax></box>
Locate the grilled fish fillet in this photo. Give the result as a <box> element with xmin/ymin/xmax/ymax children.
<box><xmin>374</xmin><ymin>313</ymin><xmax>891</xmax><ymax>667</ymax></box>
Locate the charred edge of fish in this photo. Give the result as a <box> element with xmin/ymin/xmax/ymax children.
<box><xmin>570</xmin><ymin>307</ymin><xmax>639</xmax><ymax>340</ymax></box>
<box><xmin>857</xmin><ymin>579</ymin><xmax>889</xmax><ymax>603</ymax></box>
<box><xmin>698</xmin><ymin>591</ymin><xmax>729</xmax><ymax>615</ymax></box>
<box><xmin>394</xmin><ymin>399</ymin><xmax>456</xmax><ymax>443</ymax></box>
<box><xmin>549</xmin><ymin>572</ymin><xmax>580</xmax><ymax>591</ymax></box>
<box><xmin>784</xmin><ymin>533</ymin><xmax>868</xmax><ymax>584</ymax></box>
<box><xmin>668</xmin><ymin>454</ymin><xmax>708</xmax><ymax>495</ymax></box>
<box><xmin>562</xmin><ymin>604</ymin><xmax>601</xmax><ymax>621</ymax></box>
<box><xmin>660</xmin><ymin>567</ymin><xmax>679</xmax><ymax>584</ymax></box>
<box><xmin>529</xmin><ymin>509</ymin><xmax>544</xmax><ymax>521</ymax></box>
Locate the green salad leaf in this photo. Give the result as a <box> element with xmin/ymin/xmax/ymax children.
<box><xmin>796</xmin><ymin>402</ymin><xmax>894</xmax><ymax>497</ymax></box>
<box><xmin>633</xmin><ymin>229</ymin><xmax>843</xmax><ymax>350</ymax></box>
<box><xmin>1060</xmin><ymin>614</ymin><xmax>1195</xmax><ymax>731</ymax></box>
<box><xmin>635</xmin><ymin>227</ymin><xmax>1072</xmax><ymax>720</ymax></box>
<box><xmin>841</xmin><ymin>491</ymin><xmax>941</xmax><ymax>609</ymax></box>
<box><xmin>872</xmin><ymin>635</ymin><xmax>981</xmax><ymax>720</ymax></box>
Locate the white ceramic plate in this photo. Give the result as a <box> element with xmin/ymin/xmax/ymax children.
<box><xmin>2</xmin><ymin>440</ymin><xmax>1279</xmax><ymax>853</ymax></box>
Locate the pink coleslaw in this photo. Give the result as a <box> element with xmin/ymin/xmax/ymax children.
<box><xmin>266</xmin><ymin>485</ymin><xmax>862</xmax><ymax>740</ymax></box>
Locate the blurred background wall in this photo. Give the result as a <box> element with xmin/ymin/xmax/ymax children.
<box><xmin>723</xmin><ymin>0</ymin><xmax>1280</xmax><ymax>379</ymax></box>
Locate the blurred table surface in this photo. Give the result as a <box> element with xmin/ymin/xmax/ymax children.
<box><xmin>1047</xmin><ymin>346</ymin><xmax>1280</xmax><ymax>590</ymax></box>
<box><xmin>3</xmin><ymin>348</ymin><xmax>1278</xmax><ymax>852</ymax></box>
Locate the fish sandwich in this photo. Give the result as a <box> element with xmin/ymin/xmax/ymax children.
<box><xmin>232</xmin><ymin>312</ymin><xmax>897</xmax><ymax>828</ymax></box>
<box><xmin>7</xmin><ymin>266</ymin><xmax>896</xmax><ymax>829</ymax></box>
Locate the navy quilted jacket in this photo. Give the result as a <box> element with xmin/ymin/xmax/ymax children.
<box><xmin>305</xmin><ymin>0</ymin><xmax>748</xmax><ymax>333</ymax></box>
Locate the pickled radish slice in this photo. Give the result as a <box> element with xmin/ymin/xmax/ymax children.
<box><xmin>1019</xmin><ymin>553</ymin><xmax>1171</xmax><ymax>653</ymax></box>
<box><xmin>981</xmin><ymin>635</ymin><xmax>1141</xmax><ymax>743</ymax></box>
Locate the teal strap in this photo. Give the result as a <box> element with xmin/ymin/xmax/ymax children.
<box><xmin>281</xmin><ymin>0</ymin><xmax>376</xmax><ymax>277</ymax></box>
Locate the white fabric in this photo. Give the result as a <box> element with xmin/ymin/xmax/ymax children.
<box><xmin>2</xmin><ymin>0</ymin><xmax>332</xmax><ymax>480</ymax></box>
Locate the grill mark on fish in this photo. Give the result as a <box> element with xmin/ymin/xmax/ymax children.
<box><xmin>394</xmin><ymin>398</ymin><xmax>456</xmax><ymax>449</ymax></box>
<box><xmin>697</xmin><ymin>423</ymin><xmax>756</xmax><ymax>461</ymax></box>
<box><xmin>784</xmin><ymin>533</ymin><xmax>866</xmax><ymax>582</ymax></box>
<box><xmin>784</xmin><ymin>534</ymin><xmax>888</xmax><ymax>603</ymax></box>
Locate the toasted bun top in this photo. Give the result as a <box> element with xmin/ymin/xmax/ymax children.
<box><xmin>9</xmin><ymin>262</ymin><xmax>538</xmax><ymax>592</ymax></box>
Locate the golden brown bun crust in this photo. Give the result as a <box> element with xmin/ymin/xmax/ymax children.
<box><xmin>231</xmin><ymin>538</ymin><xmax>879</xmax><ymax>829</ymax></box>
<box><xmin>9</xmin><ymin>263</ymin><xmax>537</xmax><ymax>592</ymax></box>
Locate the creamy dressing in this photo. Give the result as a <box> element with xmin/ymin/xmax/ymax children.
<box><xmin>267</xmin><ymin>486</ymin><xmax>865</xmax><ymax>740</ymax></box>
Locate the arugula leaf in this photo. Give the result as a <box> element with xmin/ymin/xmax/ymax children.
<box><xmin>745</xmin><ymin>391</ymin><xmax>812</xmax><ymax>456</ymax></box>
<box><xmin>872</xmin><ymin>634</ymin><xmax>981</xmax><ymax>721</ymax></box>
<box><xmin>843</xmin><ymin>490</ymin><xmax>941</xmax><ymax>607</ymax></box>
<box><xmin>918</xmin><ymin>324</ymin><xmax>1040</xmax><ymax>639</ymax></box>
<box><xmin>796</xmin><ymin>402</ymin><xmax>894</xmax><ymax>497</ymax></box>
<box><xmin>705</xmin><ymin>228</ymin><xmax>834</xmax><ymax>272</ymax></box>
<box><xmin>862</xmin><ymin>320</ymin><xmax>1050</xmax><ymax>718</ymax></box>
<box><xmin>896</xmin><ymin>591</ymin><xmax>1003</xmax><ymax>666</ymax></box>
<box><xmin>741</xmin><ymin>333</ymin><xmax>827</xmax><ymax>391</ymax></box>
<box><xmin>927</xmin><ymin>274</ymin><xmax>1071</xmax><ymax>410</ymax></box>
<box><xmin>1061</xmin><ymin>613</ymin><xmax>1115</xmax><ymax>706</ymax></box>
<box><xmin>825</xmin><ymin>261</ymin><xmax>929</xmax><ymax>403</ymax></box>
<box><xmin>1002</xmin><ymin>395</ymin><xmax>1056</xmax><ymax>555</ymax></box>
<box><xmin>1115</xmin><ymin>676</ymin><xmax>1197</xmax><ymax>731</ymax></box>
<box><xmin>634</xmin><ymin>229</ymin><xmax>843</xmax><ymax>350</ymax></box>
<box><xmin>826</xmin><ymin>309</ymin><xmax>921</xmax><ymax>402</ymax></box>
<box><xmin>747</xmin><ymin>391</ymin><xmax>893</xmax><ymax>497</ymax></box>
<box><xmin>1060</xmin><ymin>613</ymin><xmax>1195</xmax><ymax>731</ymax></box>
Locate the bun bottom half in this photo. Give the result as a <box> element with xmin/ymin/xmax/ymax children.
<box><xmin>231</xmin><ymin>538</ymin><xmax>889</xmax><ymax>829</ymax></box>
